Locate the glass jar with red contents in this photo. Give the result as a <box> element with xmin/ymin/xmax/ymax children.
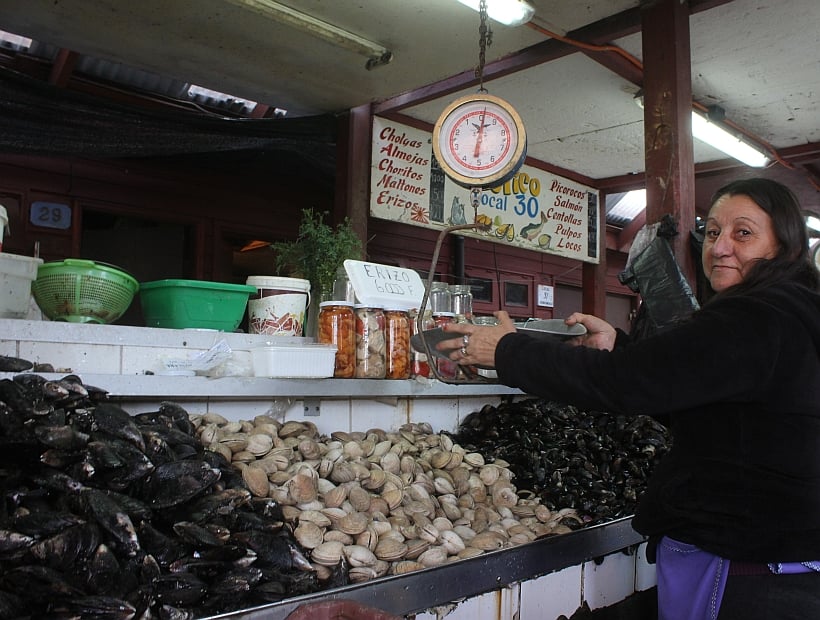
<box><xmin>384</xmin><ymin>308</ymin><xmax>411</xmax><ymax>380</ymax></box>
<box><xmin>409</xmin><ymin>309</ymin><xmax>434</xmax><ymax>378</ymax></box>
<box><xmin>432</xmin><ymin>311</ymin><xmax>458</xmax><ymax>380</ymax></box>
<box><xmin>354</xmin><ymin>305</ymin><xmax>386</xmax><ymax>379</ymax></box>
<box><xmin>318</xmin><ymin>301</ymin><xmax>355</xmax><ymax>378</ymax></box>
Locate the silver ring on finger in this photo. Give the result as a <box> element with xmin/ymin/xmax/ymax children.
<box><xmin>462</xmin><ymin>334</ymin><xmax>470</xmax><ymax>347</ymax></box>
<box><xmin>460</xmin><ymin>346</ymin><xmax>468</xmax><ymax>357</ymax></box>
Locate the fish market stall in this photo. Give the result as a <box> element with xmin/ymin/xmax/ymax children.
<box><xmin>0</xmin><ymin>320</ymin><xmax>661</xmax><ymax>619</ymax></box>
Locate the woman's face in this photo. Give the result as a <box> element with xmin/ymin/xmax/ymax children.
<box><xmin>702</xmin><ymin>193</ymin><xmax>780</xmax><ymax>292</ymax></box>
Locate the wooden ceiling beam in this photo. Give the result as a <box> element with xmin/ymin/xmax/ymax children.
<box><xmin>374</xmin><ymin>0</ymin><xmax>736</xmax><ymax>115</ymax></box>
<box><xmin>48</xmin><ymin>49</ymin><xmax>78</xmax><ymax>88</ymax></box>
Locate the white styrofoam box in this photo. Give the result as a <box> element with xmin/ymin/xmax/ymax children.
<box><xmin>583</xmin><ymin>551</ymin><xmax>637</xmax><ymax>611</ymax></box>
<box><xmin>519</xmin><ymin>565</ymin><xmax>583</xmax><ymax>619</ymax></box>
<box><xmin>423</xmin><ymin>588</ymin><xmax>518</xmax><ymax>620</ymax></box>
<box><xmin>635</xmin><ymin>542</ymin><xmax>657</xmax><ymax>591</ymax></box>
<box><xmin>0</xmin><ymin>253</ymin><xmax>43</xmax><ymax>318</ymax></box>
<box><xmin>251</xmin><ymin>343</ymin><xmax>336</xmax><ymax>378</ymax></box>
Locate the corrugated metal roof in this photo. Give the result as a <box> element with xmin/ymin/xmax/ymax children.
<box><xmin>4</xmin><ymin>29</ymin><xmax>261</xmax><ymax>116</ymax></box>
<box><xmin>605</xmin><ymin>189</ymin><xmax>645</xmax><ymax>227</ymax></box>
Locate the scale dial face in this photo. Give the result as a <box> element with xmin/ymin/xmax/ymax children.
<box><xmin>432</xmin><ymin>93</ymin><xmax>527</xmax><ymax>188</ymax></box>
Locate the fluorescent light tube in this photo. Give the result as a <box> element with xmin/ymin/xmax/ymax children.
<box><xmin>228</xmin><ymin>0</ymin><xmax>392</xmax><ymax>69</ymax></box>
<box><xmin>691</xmin><ymin>111</ymin><xmax>770</xmax><ymax>168</ymax></box>
<box><xmin>455</xmin><ymin>0</ymin><xmax>536</xmax><ymax>27</ymax></box>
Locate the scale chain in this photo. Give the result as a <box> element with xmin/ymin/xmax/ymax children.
<box><xmin>476</xmin><ymin>0</ymin><xmax>493</xmax><ymax>92</ymax></box>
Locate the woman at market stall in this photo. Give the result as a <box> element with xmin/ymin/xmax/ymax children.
<box><xmin>438</xmin><ymin>177</ymin><xmax>820</xmax><ymax>620</ymax></box>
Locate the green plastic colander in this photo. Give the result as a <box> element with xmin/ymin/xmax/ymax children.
<box><xmin>31</xmin><ymin>259</ymin><xmax>139</xmax><ymax>324</ymax></box>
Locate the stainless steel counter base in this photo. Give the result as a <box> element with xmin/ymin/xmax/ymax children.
<box><xmin>204</xmin><ymin>517</ymin><xmax>645</xmax><ymax>620</ymax></box>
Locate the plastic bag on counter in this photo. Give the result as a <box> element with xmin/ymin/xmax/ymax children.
<box><xmin>158</xmin><ymin>339</ymin><xmax>234</xmax><ymax>376</ymax></box>
<box><xmin>264</xmin><ymin>397</ymin><xmax>294</xmax><ymax>421</ymax></box>
<box><xmin>619</xmin><ymin>215</ymin><xmax>699</xmax><ymax>340</ymax></box>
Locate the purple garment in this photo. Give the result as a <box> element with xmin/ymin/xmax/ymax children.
<box><xmin>768</xmin><ymin>561</ymin><xmax>820</xmax><ymax>574</ymax></box>
<box><xmin>656</xmin><ymin>536</ymin><xmax>820</xmax><ymax>619</ymax></box>
<box><xmin>656</xmin><ymin>537</ymin><xmax>729</xmax><ymax>620</ymax></box>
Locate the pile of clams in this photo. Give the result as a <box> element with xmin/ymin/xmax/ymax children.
<box><xmin>195</xmin><ymin>416</ymin><xmax>584</xmax><ymax>583</ymax></box>
<box><xmin>0</xmin><ymin>364</ymin><xmax>664</xmax><ymax>618</ymax></box>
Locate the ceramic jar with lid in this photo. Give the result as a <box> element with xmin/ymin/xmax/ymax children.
<box><xmin>318</xmin><ymin>301</ymin><xmax>355</xmax><ymax>378</ymax></box>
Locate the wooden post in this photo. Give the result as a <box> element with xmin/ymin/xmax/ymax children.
<box><xmin>641</xmin><ymin>0</ymin><xmax>697</xmax><ymax>286</ymax></box>
<box><xmin>335</xmin><ymin>103</ymin><xmax>371</xmax><ymax>258</ymax></box>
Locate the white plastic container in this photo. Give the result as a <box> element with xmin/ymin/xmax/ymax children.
<box><xmin>246</xmin><ymin>276</ymin><xmax>311</xmax><ymax>336</ymax></box>
<box><xmin>251</xmin><ymin>343</ymin><xmax>337</xmax><ymax>378</ymax></box>
<box><xmin>0</xmin><ymin>253</ymin><xmax>44</xmax><ymax>318</ymax></box>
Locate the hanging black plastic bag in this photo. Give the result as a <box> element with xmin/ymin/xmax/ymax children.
<box><xmin>619</xmin><ymin>215</ymin><xmax>699</xmax><ymax>340</ymax></box>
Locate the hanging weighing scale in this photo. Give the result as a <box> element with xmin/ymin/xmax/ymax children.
<box><xmin>415</xmin><ymin>0</ymin><xmax>535</xmax><ymax>384</ymax></box>
<box><xmin>432</xmin><ymin>92</ymin><xmax>527</xmax><ymax>189</ymax></box>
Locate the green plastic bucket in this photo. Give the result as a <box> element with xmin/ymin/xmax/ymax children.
<box><xmin>140</xmin><ymin>279</ymin><xmax>256</xmax><ymax>331</ymax></box>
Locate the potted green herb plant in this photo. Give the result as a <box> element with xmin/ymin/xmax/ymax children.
<box><xmin>271</xmin><ymin>208</ymin><xmax>363</xmax><ymax>336</ymax></box>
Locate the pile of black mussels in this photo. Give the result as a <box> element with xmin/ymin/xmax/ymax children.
<box><xmin>0</xmin><ymin>374</ymin><xmax>325</xmax><ymax>620</ymax></box>
<box><xmin>450</xmin><ymin>399</ymin><xmax>671</xmax><ymax>526</ymax></box>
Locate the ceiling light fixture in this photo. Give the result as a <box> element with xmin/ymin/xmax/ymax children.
<box><xmin>691</xmin><ymin>106</ymin><xmax>770</xmax><ymax>168</ymax></box>
<box><xmin>455</xmin><ymin>0</ymin><xmax>535</xmax><ymax>27</ymax></box>
<box><xmin>227</xmin><ymin>0</ymin><xmax>392</xmax><ymax>70</ymax></box>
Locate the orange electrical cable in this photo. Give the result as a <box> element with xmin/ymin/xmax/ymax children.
<box><xmin>526</xmin><ymin>21</ymin><xmax>644</xmax><ymax>72</ymax></box>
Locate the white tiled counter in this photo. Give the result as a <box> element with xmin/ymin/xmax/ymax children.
<box><xmin>0</xmin><ymin>319</ymin><xmax>523</xmax><ymax>435</ymax></box>
<box><xmin>0</xmin><ymin>319</ymin><xmax>655</xmax><ymax>619</ymax></box>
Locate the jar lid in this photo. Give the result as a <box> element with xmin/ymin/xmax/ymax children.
<box><xmin>450</xmin><ymin>284</ymin><xmax>472</xmax><ymax>292</ymax></box>
<box><xmin>319</xmin><ymin>300</ymin><xmax>354</xmax><ymax>308</ymax></box>
<box><xmin>433</xmin><ymin>311</ymin><xmax>455</xmax><ymax>317</ymax></box>
<box><xmin>246</xmin><ymin>275</ymin><xmax>311</xmax><ymax>292</ymax></box>
<box><xmin>353</xmin><ymin>304</ymin><xmax>384</xmax><ymax>309</ymax></box>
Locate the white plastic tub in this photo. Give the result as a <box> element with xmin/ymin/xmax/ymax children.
<box><xmin>0</xmin><ymin>253</ymin><xmax>43</xmax><ymax>318</ymax></box>
<box><xmin>251</xmin><ymin>343</ymin><xmax>337</xmax><ymax>378</ymax></box>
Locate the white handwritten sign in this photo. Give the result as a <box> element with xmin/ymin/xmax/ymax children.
<box><xmin>370</xmin><ymin>117</ymin><xmax>600</xmax><ymax>264</ymax></box>
<box><xmin>343</xmin><ymin>260</ymin><xmax>425</xmax><ymax>311</ymax></box>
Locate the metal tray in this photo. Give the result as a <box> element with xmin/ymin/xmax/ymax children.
<box><xmin>411</xmin><ymin>319</ymin><xmax>586</xmax><ymax>361</ymax></box>
<box><xmin>201</xmin><ymin>517</ymin><xmax>642</xmax><ymax>620</ymax></box>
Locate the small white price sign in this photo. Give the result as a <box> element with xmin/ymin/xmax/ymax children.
<box><xmin>344</xmin><ymin>259</ymin><xmax>425</xmax><ymax>311</ymax></box>
<box><xmin>537</xmin><ymin>284</ymin><xmax>554</xmax><ymax>308</ymax></box>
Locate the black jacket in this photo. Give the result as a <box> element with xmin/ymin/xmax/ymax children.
<box><xmin>495</xmin><ymin>280</ymin><xmax>820</xmax><ymax>562</ymax></box>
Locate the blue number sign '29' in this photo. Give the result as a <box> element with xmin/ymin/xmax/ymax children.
<box><xmin>30</xmin><ymin>202</ymin><xmax>72</xmax><ymax>230</ymax></box>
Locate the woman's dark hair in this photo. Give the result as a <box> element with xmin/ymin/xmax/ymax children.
<box><xmin>705</xmin><ymin>177</ymin><xmax>820</xmax><ymax>300</ymax></box>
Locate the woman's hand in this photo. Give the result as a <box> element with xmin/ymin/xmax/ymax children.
<box><xmin>437</xmin><ymin>311</ymin><xmax>517</xmax><ymax>367</ymax></box>
<box><xmin>565</xmin><ymin>312</ymin><xmax>617</xmax><ymax>351</ymax></box>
